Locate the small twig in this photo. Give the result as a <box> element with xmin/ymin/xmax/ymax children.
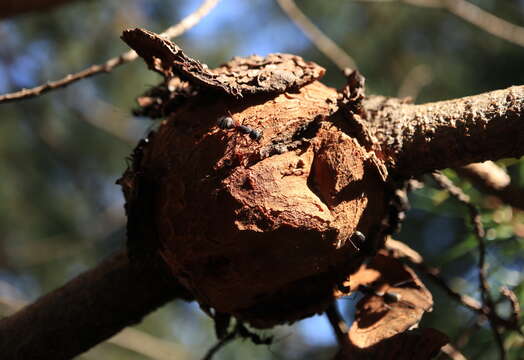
<box><xmin>456</xmin><ymin>161</ymin><xmax>524</xmax><ymax>211</ymax></box>
<box><xmin>440</xmin><ymin>343</ymin><xmax>468</xmax><ymax>360</ymax></box>
<box><xmin>434</xmin><ymin>0</ymin><xmax>524</xmax><ymax>49</ymax></box>
<box><xmin>430</xmin><ymin>171</ymin><xmax>506</xmax><ymax>360</ymax></box>
<box><xmin>500</xmin><ymin>286</ymin><xmax>521</xmax><ymax>331</ymax></box>
<box><xmin>275</xmin><ymin>0</ymin><xmax>357</xmax><ymax>70</ymax></box>
<box><xmin>325</xmin><ymin>302</ymin><xmax>349</xmax><ymax>345</ymax></box>
<box><xmin>202</xmin><ymin>324</ymin><xmax>239</xmax><ymax>360</ymax></box>
<box><xmin>354</xmin><ymin>0</ymin><xmax>524</xmax><ymax>48</ymax></box>
<box><xmin>386</xmin><ymin>238</ymin><xmax>521</xmax><ymax>332</ymax></box>
<box><xmin>0</xmin><ymin>0</ymin><xmax>220</xmax><ymax>104</ymax></box>
<box><xmin>454</xmin><ymin>316</ymin><xmax>482</xmax><ymax>350</ymax></box>
<box><xmin>397</xmin><ymin>64</ymin><xmax>433</xmax><ymax>100</ymax></box>
<box><xmin>386</xmin><ymin>238</ymin><xmax>484</xmax><ymax>313</ymax></box>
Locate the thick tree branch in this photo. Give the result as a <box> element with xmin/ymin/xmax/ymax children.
<box><xmin>0</xmin><ymin>250</ymin><xmax>192</xmax><ymax>360</ymax></box>
<box><xmin>365</xmin><ymin>85</ymin><xmax>524</xmax><ymax>176</ymax></box>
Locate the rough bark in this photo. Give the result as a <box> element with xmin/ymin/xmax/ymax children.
<box><xmin>0</xmin><ymin>0</ymin><xmax>80</xmax><ymax>19</ymax></box>
<box><xmin>0</xmin><ymin>250</ymin><xmax>192</xmax><ymax>360</ymax></box>
<box><xmin>363</xmin><ymin>86</ymin><xmax>524</xmax><ymax>176</ymax></box>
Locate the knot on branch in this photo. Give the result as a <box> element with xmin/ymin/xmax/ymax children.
<box><xmin>119</xmin><ymin>28</ymin><xmax>395</xmax><ymax>329</ymax></box>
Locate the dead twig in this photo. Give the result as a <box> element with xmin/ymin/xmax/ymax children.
<box><xmin>456</xmin><ymin>161</ymin><xmax>524</xmax><ymax>211</ymax></box>
<box><xmin>387</xmin><ymin>238</ymin><xmax>523</xmax><ymax>339</ymax></box>
<box><xmin>0</xmin><ymin>0</ymin><xmax>220</xmax><ymax>104</ymax></box>
<box><xmin>275</xmin><ymin>0</ymin><xmax>357</xmax><ymax>70</ymax></box>
<box><xmin>431</xmin><ymin>171</ymin><xmax>506</xmax><ymax>360</ymax></box>
<box><xmin>355</xmin><ymin>0</ymin><xmax>524</xmax><ymax>48</ymax></box>
<box><xmin>440</xmin><ymin>343</ymin><xmax>468</xmax><ymax>360</ymax></box>
<box><xmin>500</xmin><ymin>286</ymin><xmax>521</xmax><ymax>330</ymax></box>
<box><xmin>202</xmin><ymin>329</ymin><xmax>237</xmax><ymax>360</ymax></box>
<box><xmin>397</xmin><ymin>64</ymin><xmax>434</xmax><ymax>100</ymax></box>
<box><xmin>386</xmin><ymin>238</ymin><xmax>484</xmax><ymax>314</ymax></box>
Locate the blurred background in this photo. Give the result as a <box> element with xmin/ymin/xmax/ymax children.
<box><xmin>0</xmin><ymin>0</ymin><xmax>523</xmax><ymax>359</ymax></box>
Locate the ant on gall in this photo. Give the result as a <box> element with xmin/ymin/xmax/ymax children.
<box><xmin>216</xmin><ymin>115</ymin><xmax>262</xmax><ymax>141</ymax></box>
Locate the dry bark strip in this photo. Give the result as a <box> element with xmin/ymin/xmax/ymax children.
<box><xmin>0</xmin><ymin>251</ymin><xmax>192</xmax><ymax>360</ymax></box>
<box><xmin>122</xmin><ymin>28</ymin><xmax>325</xmax><ymax>98</ymax></box>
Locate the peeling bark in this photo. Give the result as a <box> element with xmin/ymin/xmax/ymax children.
<box><xmin>122</xmin><ymin>28</ymin><xmax>325</xmax><ymax>98</ymax></box>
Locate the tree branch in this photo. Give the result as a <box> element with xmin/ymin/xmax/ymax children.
<box><xmin>0</xmin><ymin>0</ymin><xmax>220</xmax><ymax>104</ymax></box>
<box><xmin>0</xmin><ymin>292</ymin><xmax>192</xmax><ymax>360</ymax></box>
<box><xmin>456</xmin><ymin>161</ymin><xmax>524</xmax><ymax>211</ymax></box>
<box><xmin>405</xmin><ymin>0</ymin><xmax>524</xmax><ymax>49</ymax></box>
<box><xmin>386</xmin><ymin>237</ymin><xmax>521</xmax><ymax>354</ymax></box>
<box><xmin>364</xmin><ymin>85</ymin><xmax>524</xmax><ymax>176</ymax></box>
<box><xmin>0</xmin><ymin>250</ymin><xmax>192</xmax><ymax>360</ymax></box>
<box><xmin>431</xmin><ymin>171</ymin><xmax>506</xmax><ymax>359</ymax></box>
<box><xmin>275</xmin><ymin>0</ymin><xmax>357</xmax><ymax>70</ymax></box>
<box><xmin>355</xmin><ymin>0</ymin><xmax>524</xmax><ymax>49</ymax></box>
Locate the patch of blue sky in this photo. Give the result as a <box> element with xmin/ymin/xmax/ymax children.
<box><xmin>0</xmin><ymin>65</ymin><xmax>9</xmax><ymax>93</ymax></box>
<box><xmin>180</xmin><ymin>0</ymin><xmax>310</xmax><ymax>57</ymax></box>
<box><xmin>298</xmin><ymin>312</ymin><xmax>336</xmax><ymax>346</ymax></box>
<box><xmin>8</xmin><ymin>40</ymin><xmax>52</xmax><ymax>89</ymax></box>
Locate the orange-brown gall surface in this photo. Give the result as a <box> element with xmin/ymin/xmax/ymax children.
<box><xmin>123</xmin><ymin>81</ymin><xmax>389</xmax><ymax>327</ymax></box>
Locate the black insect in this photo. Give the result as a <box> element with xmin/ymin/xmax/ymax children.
<box><xmin>216</xmin><ymin>116</ymin><xmax>235</xmax><ymax>129</ymax></box>
<box><xmin>238</xmin><ymin>125</ymin><xmax>252</xmax><ymax>134</ymax></box>
<box><xmin>337</xmin><ymin>282</ymin><xmax>351</xmax><ymax>294</ymax></box>
<box><xmin>216</xmin><ymin>115</ymin><xmax>263</xmax><ymax>141</ymax></box>
<box><xmin>337</xmin><ymin>230</ymin><xmax>366</xmax><ymax>250</ymax></box>
<box><xmin>128</xmin><ymin>133</ymin><xmax>153</xmax><ymax>171</ymax></box>
<box><xmin>248</xmin><ymin>128</ymin><xmax>262</xmax><ymax>141</ymax></box>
